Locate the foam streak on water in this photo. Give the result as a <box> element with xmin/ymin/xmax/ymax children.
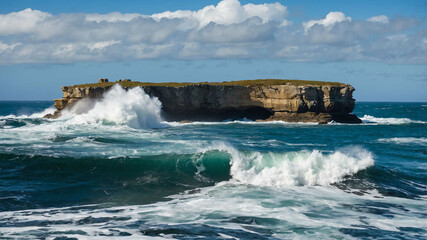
<box><xmin>0</xmin><ymin>185</ymin><xmax>425</xmax><ymax>239</ymax></box>
<box><xmin>378</xmin><ymin>137</ymin><xmax>427</xmax><ymax>146</ymax></box>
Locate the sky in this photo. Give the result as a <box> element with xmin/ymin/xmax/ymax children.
<box><xmin>0</xmin><ymin>0</ymin><xmax>426</xmax><ymax>101</ymax></box>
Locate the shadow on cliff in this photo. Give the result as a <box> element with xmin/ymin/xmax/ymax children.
<box><xmin>161</xmin><ymin>106</ymin><xmax>273</xmax><ymax>122</ymax></box>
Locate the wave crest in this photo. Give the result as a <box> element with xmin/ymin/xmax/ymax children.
<box><xmin>205</xmin><ymin>143</ymin><xmax>374</xmax><ymax>187</ymax></box>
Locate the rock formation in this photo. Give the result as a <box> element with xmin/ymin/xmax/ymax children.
<box><xmin>45</xmin><ymin>80</ymin><xmax>362</xmax><ymax>123</ymax></box>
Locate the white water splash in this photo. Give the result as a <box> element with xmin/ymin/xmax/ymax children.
<box><xmin>61</xmin><ymin>84</ymin><xmax>166</xmax><ymax>129</ymax></box>
<box><xmin>29</xmin><ymin>107</ymin><xmax>57</xmax><ymax>118</ymax></box>
<box><xmin>361</xmin><ymin>115</ymin><xmax>425</xmax><ymax>125</ymax></box>
<box><xmin>0</xmin><ymin>106</ymin><xmax>56</xmax><ymax>119</ymax></box>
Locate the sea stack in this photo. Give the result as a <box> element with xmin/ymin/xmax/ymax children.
<box><xmin>45</xmin><ymin>79</ymin><xmax>362</xmax><ymax>123</ymax></box>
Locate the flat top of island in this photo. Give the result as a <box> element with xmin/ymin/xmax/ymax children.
<box><xmin>68</xmin><ymin>79</ymin><xmax>346</xmax><ymax>89</ymax></box>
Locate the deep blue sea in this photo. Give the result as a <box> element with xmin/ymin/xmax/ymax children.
<box><xmin>0</xmin><ymin>87</ymin><xmax>426</xmax><ymax>239</ymax></box>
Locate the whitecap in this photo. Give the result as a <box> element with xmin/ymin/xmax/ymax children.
<box><xmin>361</xmin><ymin>115</ymin><xmax>425</xmax><ymax>125</ymax></box>
<box><xmin>378</xmin><ymin>137</ymin><xmax>427</xmax><ymax>146</ymax></box>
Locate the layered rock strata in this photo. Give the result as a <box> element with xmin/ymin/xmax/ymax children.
<box><xmin>45</xmin><ymin>81</ymin><xmax>361</xmax><ymax>123</ymax></box>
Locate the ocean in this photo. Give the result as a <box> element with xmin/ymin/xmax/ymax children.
<box><xmin>0</xmin><ymin>86</ymin><xmax>426</xmax><ymax>239</ymax></box>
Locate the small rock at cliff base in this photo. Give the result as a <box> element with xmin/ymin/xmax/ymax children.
<box><xmin>44</xmin><ymin>110</ymin><xmax>61</xmax><ymax>119</ymax></box>
<box><xmin>331</xmin><ymin>114</ymin><xmax>362</xmax><ymax>124</ymax></box>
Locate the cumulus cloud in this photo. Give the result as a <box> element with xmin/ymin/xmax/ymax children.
<box><xmin>84</xmin><ymin>0</ymin><xmax>288</xmax><ymax>28</ymax></box>
<box><xmin>152</xmin><ymin>0</ymin><xmax>288</xmax><ymax>28</ymax></box>
<box><xmin>367</xmin><ymin>15</ymin><xmax>389</xmax><ymax>24</ymax></box>
<box><xmin>0</xmin><ymin>0</ymin><xmax>425</xmax><ymax>64</ymax></box>
<box><xmin>0</xmin><ymin>8</ymin><xmax>51</xmax><ymax>35</ymax></box>
<box><xmin>303</xmin><ymin>11</ymin><xmax>351</xmax><ymax>32</ymax></box>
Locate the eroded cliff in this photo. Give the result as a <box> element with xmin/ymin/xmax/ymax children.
<box><xmin>46</xmin><ymin>79</ymin><xmax>361</xmax><ymax>123</ymax></box>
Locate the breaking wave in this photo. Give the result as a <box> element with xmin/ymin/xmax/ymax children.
<box><xmin>361</xmin><ymin>115</ymin><xmax>425</xmax><ymax>125</ymax></box>
<box><xmin>2</xmin><ymin>144</ymin><xmax>375</xmax><ymax>202</ymax></box>
<box><xmin>61</xmin><ymin>84</ymin><xmax>166</xmax><ymax>129</ymax></box>
<box><xmin>225</xmin><ymin>145</ymin><xmax>374</xmax><ymax>187</ymax></box>
<box><xmin>192</xmin><ymin>143</ymin><xmax>375</xmax><ymax>187</ymax></box>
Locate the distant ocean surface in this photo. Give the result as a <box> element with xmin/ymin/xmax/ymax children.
<box><xmin>0</xmin><ymin>87</ymin><xmax>426</xmax><ymax>239</ymax></box>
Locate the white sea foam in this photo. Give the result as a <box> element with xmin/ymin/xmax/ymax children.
<box><xmin>167</xmin><ymin>119</ymin><xmax>318</xmax><ymax>127</ymax></box>
<box><xmin>361</xmin><ymin>115</ymin><xmax>425</xmax><ymax>125</ymax></box>
<box><xmin>61</xmin><ymin>84</ymin><xmax>166</xmax><ymax>129</ymax></box>
<box><xmin>0</xmin><ymin>183</ymin><xmax>424</xmax><ymax>239</ymax></box>
<box><xmin>378</xmin><ymin>137</ymin><xmax>427</xmax><ymax>146</ymax></box>
<box><xmin>66</xmin><ymin>136</ymin><xmax>96</xmax><ymax>143</ymax></box>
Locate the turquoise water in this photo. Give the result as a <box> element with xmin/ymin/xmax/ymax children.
<box><xmin>0</xmin><ymin>88</ymin><xmax>426</xmax><ymax>239</ymax></box>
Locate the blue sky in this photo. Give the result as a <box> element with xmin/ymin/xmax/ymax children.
<box><xmin>0</xmin><ymin>0</ymin><xmax>426</xmax><ymax>101</ymax></box>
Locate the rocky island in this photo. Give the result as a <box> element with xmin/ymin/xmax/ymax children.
<box><xmin>45</xmin><ymin>79</ymin><xmax>362</xmax><ymax>124</ymax></box>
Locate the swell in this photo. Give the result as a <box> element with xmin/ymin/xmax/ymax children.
<box><xmin>0</xmin><ymin>146</ymin><xmax>375</xmax><ymax>210</ymax></box>
<box><xmin>0</xmin><ymin>152</ymin><xmax>231</xmax><ymax>211</ymax></box>
<box><xmin>1</xmin><ymin>142</ymin><xmax>425</xmax><ymax>212</ymax></box>
<box><xmin>334</xmin><ymin>165</ymin><xmax>427</xmax><ymax>199</ymax></box>
<box><xmin>0</xmin><ymin>118</ymin><xmax>47</xmax><ymax>128</ymax></box>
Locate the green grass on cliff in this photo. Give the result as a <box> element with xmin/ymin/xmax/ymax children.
<box><xmin>68</xmin><ymin>79</ymin><xmax>345</xmax><ymax>89</ymax></box>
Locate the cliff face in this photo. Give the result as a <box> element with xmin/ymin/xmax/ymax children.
<box><xmin>47</xmin><ymin>82</ymin><xmax>361</xmax><ymax>123</ymax></box>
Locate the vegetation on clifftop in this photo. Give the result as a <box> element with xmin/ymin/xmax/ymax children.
<box><xmin>68</xmin><ymin>79</ymin><xmax>345</xmax><ymax>89</ymax></box>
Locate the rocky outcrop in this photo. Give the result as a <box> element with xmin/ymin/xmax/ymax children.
<box><xmin>45</xmin><ymin>81</ymin><xmax>361</xmax><ymax>123</ymax></box>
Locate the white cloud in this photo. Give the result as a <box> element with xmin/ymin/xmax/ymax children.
<box><xmin>0</xmin><ymin>41</ymin><xmax>21</xmax><ymax>53</ymax></box>
<box><xmin>152</xmin><ymin>0</ymin><xmax>288</xmax><ymax>28</ymax></box>
<box><xmin>215</xmin><ymin>47</ymin><xmax>249</xmax><ymax>57</ymax></box>
<box><xmin>85</xmin><ymin>0</ymin><xmax>288</xmax><ymax>29</ymax></box>
<box><xmin>88</xmin><ymin>40</ymin><xmax>121</xmax><ymax>52</ymax></box>
<box><xmin>367</xmin><ymin>15</ymin><xmax>389</xmax><ymax>24</ymax></box>
<box><xmin>0</xmin><ymin>1</ymin><xmax>425</xmax><ymax>65</ymax></box>
<box><xmin>85</xmin><ymin>12</ymin><xmax>144</xmax><ymax>23</ymax></box>
<box><xmin>0</xmin><ymin>8</ymin><xmax>51</xmax><ymax>35</ymax></box>
<box><xmin>303</xmin><ymin>11</ymin><xmax>351</xmax><ymax>32</ymax></box>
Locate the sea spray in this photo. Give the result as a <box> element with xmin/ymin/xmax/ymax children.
<box><xmin>61</xmin><ymin>84</ymin><xmax>166</xmax><ymax>129</ymax></box>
